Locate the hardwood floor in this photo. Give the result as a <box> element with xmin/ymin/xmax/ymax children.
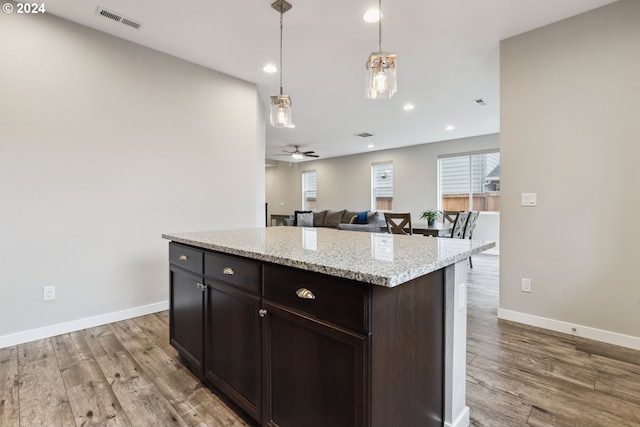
<box><xmin>1</xmin><ymin>254</ymin><xmax>639</xmax><ymax>426</ymax></box>
<box><xmin>466</xmin><ymin>255</ymin><xmax>640</xmax><ymax>427</ymax></box>
<box><xmin>0</xmin><ymin>312</ymin><xmax>256</xmax><ymax>427</ymax></box>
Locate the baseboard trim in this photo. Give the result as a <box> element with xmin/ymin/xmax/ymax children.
<box><xmin>497</xmin><ymin>308</ymin><xmax>640</xmax><ymax>351</ymax></box>
<box><xmin>445</xmin><ymin>406</ymin><xmax>470</xmax><ymax>427</ymax></box>
<box><xmin>0</xmin><ymin>301</ymin><xmax>169</xmax><ymax>349</ymax></box>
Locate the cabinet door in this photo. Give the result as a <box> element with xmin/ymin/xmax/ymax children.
<box><xmin>263</xmin><ymin>302</ymin><xmax>369</xmax><ymax>427</ymax></box>
<box><xmin>205</xmin><ymin>280</ymin><xmax>262</xmax><ymax>423</ymax></box>
<box><xmin>169</xmin><ymin>265</ymin><xmax>205</xmax><ymax>377</ymax></box>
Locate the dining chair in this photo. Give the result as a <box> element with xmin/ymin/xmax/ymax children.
<box><xmin>463</xmin><ymin>211</ymin><xmax>479</xmax><ymax>239</ymax></box>
<box><xmin>463</xmin><ymin>211</ymin><xmax>480</xmax><ymax>268</ymax></box>
<box><xmin>443</xmin><ymin>211</ymin><xmax>460</xmax><ymax>224</ymax></box>
<box><xmin>384</xmin><ymin>212</ymin><xmax>413</xmax><ymax>235</ymax></box>
<box><xmin>450</xmin><ymin>211</ymin><xmax>470</xmax><ymax>239</ymax></box>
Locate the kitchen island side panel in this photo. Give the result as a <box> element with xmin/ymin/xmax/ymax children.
<box><xmin>371</xmin><ymin>269</ymin><xmax>445</xmax><ymax>427</ymax></box>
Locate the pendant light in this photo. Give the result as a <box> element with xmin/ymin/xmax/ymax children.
<box><xmin>270</xmin><ymin>0</ymin><xmax>293</xmax><ymax>128</ymax></box>
<box><xmin>365</xmin><ymin>0</ymin><xmax>396</xmax><ymax>99</ymax></box>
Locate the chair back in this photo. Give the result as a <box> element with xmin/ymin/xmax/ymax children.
<box><xmin>450</xmin><ymin>211</ymin><xmax>470</xmax><ymax>239</ymax></box>
<box><xmin>443</xmin><ymin>211</ymin><xmax>460</xmax><ymax>224</ymax></box>
<box><xmin>463</xmin><ymin>211</ymin><xmax>480</xmax><ymax>239</ymax></box>
<box><xmin>384</xmin><ymin>212</ymin><xmax>413</xmax><ymax>235</ymax></box>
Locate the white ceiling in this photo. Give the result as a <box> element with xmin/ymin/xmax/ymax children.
<box><xmin>44</xmin><ymin>0</ymin><xmax>617</xmax><ymax>161</ymax></box>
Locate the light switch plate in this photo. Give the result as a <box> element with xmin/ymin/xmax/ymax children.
<box><xmin>522</xmin><ymin>193</ymin><xmax>537</xmax><ymax>206</ymax></box>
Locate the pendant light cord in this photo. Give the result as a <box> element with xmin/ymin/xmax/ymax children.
<box><xmin>378</xmin><ymin>0</ymin><xmax>382</xmax><ymax>52</ymax></box>
<box><xmin>279</xmin><ymin>11</ymin><xmax>284</xmax><ymax>96</ymax></box>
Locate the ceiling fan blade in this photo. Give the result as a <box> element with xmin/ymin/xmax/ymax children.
<box><xmin>305</xmin><ymin>154</ymin><xmax>320</xmax><ymax>158</ymax></box>
<box><xmin>274</xmin><ymin>153</ymin><xmax>291</xmax><ymax>156</ymax></box>
<box><xmin>301</xmin><ymin>151</ymin><xmax>316</xmax><ymax>155</ymax></box>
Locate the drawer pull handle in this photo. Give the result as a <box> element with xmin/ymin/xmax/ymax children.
<box><xmin>179</xmin><ymin>254</ymin><xmax>188</xmax><ymax>261</ymax></box>
<box><xmin>296</xmin><ymin>288</ymin><xmax>316</xmax><ymax>300</ymax></box>
<box><xmin>196</xmin><ymin>282</ymin><xmax>205</xmax><ymax>291</ymax></box>
<box><xmin>258</xmin><ymin>309</ymin><xmax>267</xmax><ymax>318</ymax></box>
<box><xmin>223</xmin><ymin>267</ymin><xmax>235</xmax><ymax>275</ymax></box>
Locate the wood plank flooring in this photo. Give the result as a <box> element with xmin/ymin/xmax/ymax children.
<box><xmin>466</xmin><ymin>255</ymin><xmax>640</xmax><ymax>427</ymax></box>
<box><xmin>1</xmin><ymin>254</ymin><xmax>639</xmax><ymax>426</ymax></box>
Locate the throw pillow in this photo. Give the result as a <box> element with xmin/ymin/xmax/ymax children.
<box><xmin>323</xmin><ymin>209</ymin><xmax>346</xmax><ymax>227</ymax></box>
<box><xmin>342</xmin><ymin>210</ymin><xmax>359</xmax><ymax>224</ymax></box>
<box><xmin>366</xmin><ymin>211</ymin><xmax>382</xmax><ymax>224</ymax></box>
<box><xmin>355</xmin><ymin>211</ymin><xmax>369</xmax><ymax>224</ymax></box>
<box><xmin>296</xmin><ymin>212</ymin><xmax>313</xmax><ymax>227</ymax></box>
<box><xmin>293</xmin><ymin>210</ymin><xmax>312</xmax><ymax>226</ymax></box>
<box><xmin>313</xmin><ymin>210</ymin><xmax>327</xmax><ymax>226</ymax></box>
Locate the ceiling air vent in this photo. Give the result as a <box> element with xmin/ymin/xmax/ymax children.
<box><xmin>96</xmin><ymin>7</ymin><xmax>143</xmax><ymax>31</ymax></box>
<box><xmin>355</xmin><ymin>132</ymin><xmax>374</xmax><ymax>138</ymax></box>
<box><xmin>474</xmin><ymin>98</ymin><xmax>487</xmax><ymax>106</ymax></box>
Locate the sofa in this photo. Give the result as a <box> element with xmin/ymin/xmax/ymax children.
<box><xmin>292</xmin><ymin>209</ymin><xmax>386</xmax><ymax>233</ymax></box>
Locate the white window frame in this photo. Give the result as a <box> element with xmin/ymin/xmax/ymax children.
<box><xmin>302</xmin><ymin>169</ymin><xmax>317</xmax><ymax>211</ymax></box>
<box><xmin>437</xmin><ymin>149</ymin><xmax>500</xmax><ymax>212</ymax></box>
<box><xmin>371</xmin><ymin>161</ymin><xmax>394</xmax><ymax>211</ymax></box>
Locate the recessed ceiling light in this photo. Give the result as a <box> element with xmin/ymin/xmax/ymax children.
<box><xmin>446</xmin><ymin>125</ymin><xmax>455</xmax><ymax>131</ymax></box>
<box><xmin>286</xmin><ymin>124</ymin><xmax>296</xmax><ymax>128</ymax></box>
<box><xmin>263</xmin><ymin>64</ymin><xmax>277</xmax><ymax>73</ymax></box>
<box><xmin>363</xmin><ymin>8</ymin><xmax>380</xmax><ymax>23</ymax></box>
<box><xmin>367</xmin><ymin>144</ymin><xmax>375</xmax><ymax>148</ymax></box>
<box><xmin>403</xmin><ymin>104</ymin><xmax>415</xmax><ymax>111</ymax></box>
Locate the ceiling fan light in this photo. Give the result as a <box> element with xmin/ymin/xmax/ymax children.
<box><xmin>291</xmin><ymin>152</ymin><xmax>304</xmax><ymax>160</ymax></box>
<box><xmin>270</xmin><ymin>94</ymin><xmax>292</xmax><ymax>128</ymax></box>
<box><xmin>365</xmin><ymin>52</ymin><xmax>397</xmax><ymax>99</ymax></box>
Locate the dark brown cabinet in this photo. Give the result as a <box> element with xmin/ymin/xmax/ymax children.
<box><xmin>168</xmin><ymin>242</ymin><xmax>444</xmax><ymax>427</ymax></box>
<box><xmin>263</xmin><ymin>301</ymin><xmax>368</xmax><ymax>427</ymax></box>
<box><xmin>204</xmin><ymin>253</ymin><xmax>262</xmax><ymax>422</ymax></box>
<box><xmin>169</xmin><ymin>243</ymin><xmax>205</xmax><ymax>377</ymax></box>
<box><xmin>262</xmin><ymin>264</ymin><xmax>370</xmax><ymax>427</ymax></box>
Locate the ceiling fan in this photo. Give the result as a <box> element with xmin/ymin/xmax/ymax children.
<box><xmin>274</xmin><ymin>145</ymin><xmax>319</xmax><ymax>160</ymax></box>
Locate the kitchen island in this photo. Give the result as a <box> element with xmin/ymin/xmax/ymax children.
<box><xmin>163</xmin><ymin>227</ymin><xmax>495</xmax><ymax>427</ymax></box>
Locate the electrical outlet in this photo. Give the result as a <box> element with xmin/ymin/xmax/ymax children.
<box><xmin>43</xmin><ymin>286</ymin><xmax>56</xmax><ymax>301</ymax></box>
<box><xmin>521</xmin><ymin>278</ymin><xmax>531</xmax><ymax>293</ymax></box>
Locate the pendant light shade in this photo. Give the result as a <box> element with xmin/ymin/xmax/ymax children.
<box><xmin>270</xmin><ymin>0</ymin><xmax>293</xmax><ymax>128</ymax></box>
<box><xmin>270</xmin><ymin>94</ymin><xmax>292</xmax><ymax>128</ymax></box>
<box><xmin>365</xmin><ymin>0</ymin><xmax>396</xmax><ymax>99</ymax></box>
<box><xmin>365</xmin><ymin>52</ymin><xmax>397</xmax><ymax>99</ymax></box>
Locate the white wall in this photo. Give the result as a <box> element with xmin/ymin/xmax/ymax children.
<box><xmin>266</xmin><ymin>163</ymin><xmax>301</xmax><ymax>218</ymax></box>
<box><xmin>0</xmin><ymin>12</ymin><xmax>264</xmax><ymax>344</ymax></box>
<box><xmin>500</xmin><ymin>0</ymin><xmax>640</xmax><ymax>348</ymax></box>
<box><xmin>265</xmin><ymin>134</ymin><xmax>500</xmax><ymax>250</ymax></box>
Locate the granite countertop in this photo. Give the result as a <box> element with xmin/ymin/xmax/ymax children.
<box><xmin>162</xmin><ymin>227</ymin><xmax>495</xmax><ymax>287</ymax></box>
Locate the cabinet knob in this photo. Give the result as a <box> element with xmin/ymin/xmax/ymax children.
<box><xmin>196</xmin><ymin>282</ymin><xmax>205</xmax><ymax>291</ymax></box>
<box><xmin>296</xmin><ymin>288</ymin><xmax>316</xmax><ymax>300</ymax></box>
<box><xmin>258</xmin><ymin>309</ymin><xmax>267</xmax><ymax>318</ymax></box>
<box><xmin>179</xmin><ymin>254</ymin><xmax>188</xmax><ymax>261</ymax></box>
<box><xmin>223</xmin><ymin>267</ymin><xmax>235</xmax><ymax>275</ymax></box>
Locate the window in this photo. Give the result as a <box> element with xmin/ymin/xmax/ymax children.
<box><xmin>371</xmin><ymin>162</ymin><xmax>393</xmax><ymax>211</ymax></box>
<box><xmin>438</xmin><ymin>151</ymin><xmax>500</xmax><ymax>212</ymax></box>
<box><xmin>302</xmin><ymin>170</ymin><xmax>317</xmax><ymax>210</ymax></box>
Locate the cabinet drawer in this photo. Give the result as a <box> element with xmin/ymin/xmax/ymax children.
<box><xmin>205</xmin><ymin>252</ymin><xmax>260</xmax><ymax>294</ymax></box>
<box><xmin>263</xmin><ymin>264</ymin><xmax>370</xmax><ymax>334</ymax></box>
<box><xmin>169</xmin><ymin>243</ymin><xmax>203</xmax><ymax>274</ymax></box>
